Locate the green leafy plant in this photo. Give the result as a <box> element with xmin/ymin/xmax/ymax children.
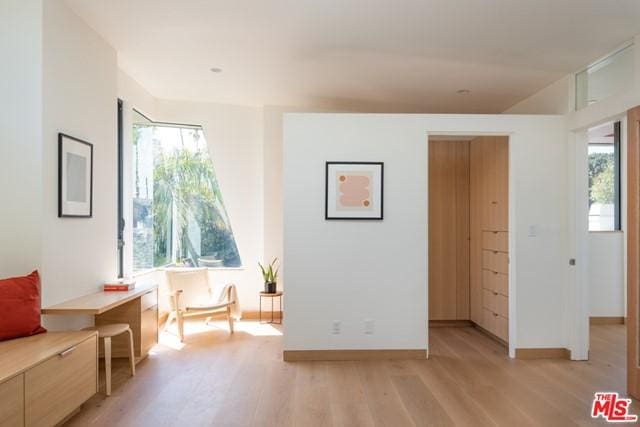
<box><xmin>258</xmin><ymin>258</ymin><xmax>279</xmax><ymax>283</ymax></box>
<box><xmin>592</xmin><ymin>162</ymin><xmax>615</xmax><ymax>204</ymax></box>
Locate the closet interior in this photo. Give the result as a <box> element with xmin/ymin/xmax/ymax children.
<box><xmin>428</xmin><ymin>135</ymin><xmax>509</xmax><ymax>344</ymax></box>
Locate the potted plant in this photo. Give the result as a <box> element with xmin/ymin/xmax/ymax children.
<box><xmin>258</xmin><ymin>258</ymin><xmax>279</xmax><ymax>293</ymax></box>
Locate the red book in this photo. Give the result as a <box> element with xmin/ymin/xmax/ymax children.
<box><xmin>104</xmin><ymin>285</ymin><xmax>133</xmax><ymax>292</ymax></box>
<box><xmin>103</xmin><ymin>281</ymin><xmax>136</xmax><ymax>292</ymax></box>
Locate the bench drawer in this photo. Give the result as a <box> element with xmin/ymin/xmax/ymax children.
<box><xmin>25</xmin><ymin>335</ymin><xmax>97</xmax><ymax>427</ymax></box>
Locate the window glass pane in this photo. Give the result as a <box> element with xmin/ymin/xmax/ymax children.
<box><xmin>132</xmin><ymin>115</ymin><xmax>241</xmax><ymax>271</ymax></box>
<box><xmin>576</xmin><ymin>44</ymin><xmax>634</xmax><ymax>110</ymax></box>
<box><xmin>588</xmin><ymin>121</ymin><xmax>619</xmax><ymax>231</ymax></box>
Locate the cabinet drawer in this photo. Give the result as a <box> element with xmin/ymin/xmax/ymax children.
<box><xmin>496</xmin><ymin>315</ymin><xmax>508</xmax><ymax>341</ymax></box>
<box><xmin>0</xmin><ymin>375</ymin><xmax>24</xmax><ymax>426</ymax></box>
<box><xmin>141</xmin><ymin>290</ymin><xmax>158</xmax><ymax>312</ymax></box>
<box><xmin>483</xmin><ymin>290</ymin><xmax>508</xmax><ymax>318</ymax></box>
<box><xmin>482</xmin><ymin>269</ymin><xmax>508</xmax><ymax>295</ymax></box>
<box><xmin>482</xmin><ymin>250</ymin><xmax>508</xmax><ymax>274</ymax></box>
<box><xmin>141</xmin><ymin>305</ymin><xmax>158</xmax><ymax>356</ymax></box>
<box><xmin>482</xmin><ymin>309</ymin><xmax>508</xmax><ymax>341</ymax></box>
<box><xmin>482</xmin><ymin>309</ymin><xmax>498</xmax><ymax>336</ymax></box>
<box><xmin>482</xmin><ymin>289</ymin><xmax>497</xmax><ymax>312</ymax></box>
<box><xmin>481</xmin><ymin>231</ymin><xmax>508</xmax><ymax>252</ymax></box>
<box><xmin>25</xmin><ymin>335</ymin><xmax>97</xmax><ymax>427</ymax></box>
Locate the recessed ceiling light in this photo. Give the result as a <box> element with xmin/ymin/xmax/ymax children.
<box><xmin>210</xmin><ymin>67</ymin><xmax>223</xmax><ymax>73</ymax></box>
<box><xmin>456</xmin><ymin>89</ymin><xmax>471</xmax><ymax>95</ymax></box>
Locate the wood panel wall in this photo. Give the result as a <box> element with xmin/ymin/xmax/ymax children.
<box><xmin>429</xmin><ymin>140</ymin><xmax>470</xmax><ymax>320</ymax></box>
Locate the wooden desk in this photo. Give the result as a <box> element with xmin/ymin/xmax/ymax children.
<box><xmin>43</xmin><ymin>284</ymin><xmax>159</xmax><ymax>361</ymax></box>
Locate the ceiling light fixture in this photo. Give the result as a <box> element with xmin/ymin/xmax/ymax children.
<box><xmin>456</xmin><ymin>89</ymin><xmax>471</xmax><ymax>95</ymax></box>
<box><xmin>210</xmin><ymin>67</ymin><xmax>223</xmax><ymax>73</ymax></box>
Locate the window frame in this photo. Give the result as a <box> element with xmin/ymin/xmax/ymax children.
<box><xmin>587</xmin><ymin>120</ymin><xmax>621</xmax><ymax>232</ymax></box>
<box><xmin>127</xmin><ymin>108</ymin><xmax>242</xmax><ymax>272</ymax></box>
<box><xmin>117</xmin><ymin>99</ymin><xmax>124</xmax><ymax>278</ymax></box>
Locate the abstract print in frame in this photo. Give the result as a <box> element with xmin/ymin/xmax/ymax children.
<box><xmin>325</xmin><ymin>162</ymin><xmax>383</xmax><ymax>220</ymax></box>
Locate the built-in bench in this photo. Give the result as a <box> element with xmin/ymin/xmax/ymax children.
<box><xmin>0</xmin><ymin>331</ymin><xmax>98</xmax><ymax>426</ymax></box>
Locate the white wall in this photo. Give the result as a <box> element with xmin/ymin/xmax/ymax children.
<box><xmin>589</xmin><ymin>233</ymin><xmax>625</xmax><ymax>317</ymax></box>
<box><xmin>503</xmin><ymin>76</ymin><xmax>572</xmax><ymax>115</ymax></box>
<box><xmin>0</xmin><ymin>0</ymin><xmax>43</xmax><ymax>279</ymax></box>
<box><xmin>40</xmin><ymin>1</ymin><xmax>118</xmax><ymax>329</ymax></box>
<box><xmin>0</xmin><ymin>1</ymin><xmax>119</xmax><ymax>329</ymax></box>
<box><xmin>283</xmin><ymin>113</ymin><xmax>568</xmax><ymax>354</ymax></box>
<box><xmin>504</xmin><ymin>39</ymin><xmax>640</xmax><ymax>327</ymax></box>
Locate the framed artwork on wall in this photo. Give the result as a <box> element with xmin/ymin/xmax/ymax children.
<box><xmin>58</xmin><ymin>133</ymin><xmax>93</xmax><ymax>218</ymax></box>
<box><xmin>325</xmin><ymin>161</ymin><xmax>384</xmax><ymax>220</ymax></box>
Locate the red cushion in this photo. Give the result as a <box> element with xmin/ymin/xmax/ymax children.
<box><xmin>0</xmin><ymin>270</ymin><xmax>47</xmax><ymax>341</ymax></box>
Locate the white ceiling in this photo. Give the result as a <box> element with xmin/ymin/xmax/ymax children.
<box><xmin>65</xmin><ymin>0</ymin><xmax>640</xmax><ymax>113</ymax></box>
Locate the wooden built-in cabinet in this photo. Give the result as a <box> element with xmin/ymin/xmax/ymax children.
<box><xmin>428</xmin><ymin>140</ymin><xmax>470</xmax><ymax>320</ymax></box>
<box><xmin>471</xmin><ymin>136</ymin><xmax>509</xmax><ymax>342</ymax></box>
<box><xmin>95</xmin><ymin>288</ymin><xmax>158</xmax><ymax>360</ymax></box>
<box><xmin>430</xmin><ymin>136</ymin><xmax>509</xmax><ymax>344</ymax></box>
<box><xmin>0</xmin><ymin>331</ymin><xmax>98</xmax><ymax>427</ymax></box>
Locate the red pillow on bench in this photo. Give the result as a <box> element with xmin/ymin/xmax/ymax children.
<box><xmin>0</xmin><ymin>270</ymin><xmax>47</xmax><ymax>341</ymax></box>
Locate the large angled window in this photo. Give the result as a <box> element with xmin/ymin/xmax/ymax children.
<box><xmin>132</xmin><ymin>110</ymin><xmax>241</xmax><ymax>271</ymax></box>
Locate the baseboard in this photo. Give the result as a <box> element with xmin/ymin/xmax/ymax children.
<box><xmin>283</xmin><ymin>349</ymin><xmax>428</xmax><ymax>362</ymax></box>
<box><xmin>241</xmin><ymin>310</ymin><xmax>283</xmax><ymax>320</ymax></box>
<box><xmin>590</xmin><ymin>316</ymin><xmax>625</xmax><ymax>325</ymax></box>
<box><xmin>471</xmin><ymin>323</ymin><xmax>508</xmax><ymax>347</ymax></box>
<box><xmin>429</xmin><ymin>320</ymin><xmax>473</xmax><ymax>328</ymax></box>
<box><xmin>515</xmin><ymin>348</ymin><xmax>571</xmax><ymax>360</ymax></box>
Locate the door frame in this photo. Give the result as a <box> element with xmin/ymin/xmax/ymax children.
<box><xmin>426</xmin><ymin>132</ymin><xmax>516</xmax><ymax>358</ymax></box>
<box><xmin>627</xmin><ymin>106</ymin><xmax>640</xmax><ymax>398</ymax></box>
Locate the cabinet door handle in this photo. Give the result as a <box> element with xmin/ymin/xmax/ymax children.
<box><xmin>58</xmin><ymin>346</ymin><xmax>76</xmax><ymax>358</ymax></box>
<box><xmin>491</xmin><ymin>201</ymin><xmax>498</xmax><ymax>204</ymax></box>
<box><xmin>493</xmin><ymin>291</ymin><xmax>498</xmax><ymax>296</ymax></box>
<box><xmin>493</xmin><ymin>271</ymin><xmax>498</xmax><ymax>275</ymax></box>
<box><xmin>493</xmin><ymin>312</ymin><xmax>499</xmax><ymax>317</ymax></box>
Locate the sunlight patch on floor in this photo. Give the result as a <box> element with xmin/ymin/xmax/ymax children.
<box><xmin>159</xmin><ymin>319</ymin><xmax>282</xmax><ymax>350</ymax></box>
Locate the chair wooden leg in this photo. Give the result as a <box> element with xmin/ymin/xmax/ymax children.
<box><xmin>177</xmin><ymin>311</ymin><xmax>185</xmax><ymax>342</ymax></box>
<box><xmin>164</xmin><ymin>312</ymin><xmax>175</xmax><ymax>334</ymax></box>
<box><xmin>227</xmin><ymin>305</ymin><xmax>234</xmax><ymax>333</ymax></box>
<box><xmin>104</xmin><ymin>337</ymin><xmax>112</xmax><ymax>396</ymax></box>
<box><xmin>126</xmin><ymin>328</ymin><xmax>136</xmax><ymax>376</ymax></box>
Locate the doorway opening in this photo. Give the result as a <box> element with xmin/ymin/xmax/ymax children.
<box><xmin>428</xmin><ymin>135</ymin><xmax>509</xmax><ymax>353</ymax></box>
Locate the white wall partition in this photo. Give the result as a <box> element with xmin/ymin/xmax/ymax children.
<box><xmin>283</xmin><ymin>113</ymin><xmax>568</xmax><ymax>356</ymax></box>
<box><xmin>40</xmin><ymin>0</ymin><xmax>119</xmax><ymax>330</ymax></box>
<box><xmin>0</xmin><ymin>0</ymin><xmax>43</xmax><ymax>279</ymax></box>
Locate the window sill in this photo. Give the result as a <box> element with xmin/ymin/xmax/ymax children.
<box><xmin>588</xmin><ymin>230</ymin><xmax>623</xmax><ymax>234</ymax></box>
<box><xmin>132</xmin><ymin>266</ymin><xmax>245</xmax><ymax>278</ymax></box>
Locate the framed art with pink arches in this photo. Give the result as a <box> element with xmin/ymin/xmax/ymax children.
<box><xmin>325</xmin><ymin>161</ymin><xmax>383</xmax><ymax>220</ymax></box>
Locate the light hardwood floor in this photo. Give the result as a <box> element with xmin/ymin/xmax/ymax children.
<box><xmin>66</xmin><ymin>320</ymin><xmax>630</xmax><ymax>426</ymax></box>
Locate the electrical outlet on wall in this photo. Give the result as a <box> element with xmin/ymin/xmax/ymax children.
<box><xmin>332</xmin><ymin>320</ymin><xmax>341</xmax><ymax>335</ymax></box>
<box><xmin>364</xmin><ymin>319</ymin><xmax>375</xmax><ymax>335</ymax></box>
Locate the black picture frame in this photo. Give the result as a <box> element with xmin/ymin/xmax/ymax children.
<box><xmin>58</xmin><ymin>133</ymin><xmax>94</xmax><ymax>218</ymax></box>
<box><xmin>325</xmin><ymin>161</ymin><xmax>384</xmax><ymax>220</ymax></box>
